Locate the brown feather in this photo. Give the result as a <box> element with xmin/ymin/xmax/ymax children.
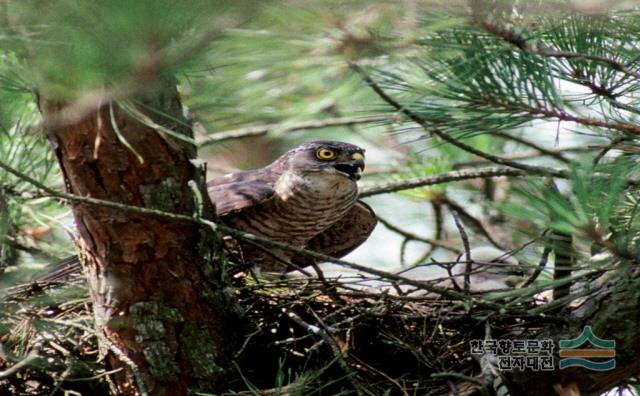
<box><xmin>207</xmin><ymin>167</ymin><xmax>279</xmax><ymax>216</ymax></box>
<box><xmin>292</xmin><ymin>200</ymin><xmax>377</xmax><ymax>266</ymax></box>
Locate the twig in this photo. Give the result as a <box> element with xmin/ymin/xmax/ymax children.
<box><xmin>452</xmin><ymin>213</ymin><xmax>472</xmax><ymax>294</ymax></box>
<box><xmin>361</xmin><ymin>164</ymin><xmax>640</xmax><ymax>196</ymax></box>
<box><xmin>377</xmin><ymin>216</ymin><xmax>460</xmax><ymax>253</ymax></box>
<box><xmin>349</xmin><ymin>354</ymin><xmax>409</xmax><ymax>396</ymax></box>
<box><xmin>430</xmin><ymin>372</ymin><xmax>491</xmax><ymax>396</ymax></box>
<box><xmin>102</xmin><ymin>331</ymin><xmax>149</xmax><ymax>396</ymax></box>
<box><xmin>593</xmin><ymin>137</ymin><xmax>631</xmax><ymax>165</ymax></box>
<box><xmin>197</xmin><ymin>115</ymin><xmax>390</xmax><ymax>147</ymax></box>
<box><xmin>482</xmin><ymin>22</ymin><xmax>640</xmax><ymax>81</ymax></box>
<box><xmin>481</xmin><ymin>23</ymin><xmax>640</xmax><ymax>136</ymax></box>
<box><xmin>288</xmin><ymin>311</ymin><xmax>366</xmax><ymax>396</ymax></box>
<box><xmin>0</xmin><ymin>347</ymin><xmax>40</xmax><ymax>379</ymax></box>
<box><xmin>58</xmin><ymin>321</ymin><xmax>149</xmax><ymax>396</ymax></box>
<box><xmin>516</xmin><ymin>101</ymin><xmax>640</xmax><ymax>136</ymax></box>
<box><xmin>568</xmin><ymin>69</ymin><xmax>640</xmax><ymax>116</ymax></box>
<box><xmin>440</xmin><ymin>258</ymin><xmax>463</xmax><ymax>293</ymax></box>
<box><xmin>490</xmin><ymin>130</ymin><xmax>572</xmax><ymax>164</ymax></box>
<box><xmin>359</xmin><ymin>167</ymin><xmax>530</xmax><ymax>197</ymax></box>
<box><xmin>451</xmin><ymin>146</ymin><xmax>595</xmax><ymax>169</ymax></box>
<box><xmin>350</xmin><ymin>63</ymin><xmax>568</xmax><ymax>178</ymax></box>
<box><xmin>0</xmin><ymin>158</ymin><xmax>197</xmax><ymax>224</ymax></box>
<box><xmin>452</xmin><ymin>146</ymin><xmax>594</xmax><ymax>169</ymax></box>
<box><xmin>437</xmin><ymin>194</ymin><xmax>504</xmax><ymax>250</ymax></box>
<box><xmin>49</xmin><ymin>363</ymin><xmax>74</xmax><ymax>396</ymax></box>
<box><xmin>521</xmin><ymin>245</ymin><xmax>551</xmax><ymax>288</ymax></box>
<box><xmin>61</xmin><ymin>367</ymin><xmax>124</xmax><ymax>382</ymax></box>
<box><xmin>399</xmin><ymin>238</ymin><xmax>410</xmax><ymax>267</ymax></box>
<box><xmin>432</xmin><ymin>200</ymin><xmax>444</xmax><ymax>240</ymax></box>
<box><xmin>310</xmin><ymin>261</ymin><xmax>346</xmax><ymax>305</ymax></box>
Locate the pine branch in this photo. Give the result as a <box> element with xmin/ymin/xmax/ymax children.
<box><xmin>490</xmin><ymin>131</ymin><xmax>572</xmax><ymax>164</ymax></box>
<box><xmin>462</xmin><ymin>93</ymin><xmax>640</xmax><ymax>137</ymax></box>
<box><xmin>0</xmin><ymin>157</ymin><xmax>197</xmax><ymax>224</ymax></box>
<box><xmin>569</xmin><ymin>70</ymin><xmax>640</xmax><ymax>116</ymax></box>
<box><xmin>377</xmin><ymin>216</ymin><xmax>460</xmax><ymax>253</ymax></box>
<box><xmin>452</xmin><ymin>213</ymin><xmax>472</xmax><ymax>294</ymax></box>
<box><xmin>436</xmin><ymin>194</ymin><xmax>504</xmax><ymax>250</ymax></box>
<box><xmin>350</xmin><ymin>63</ymin><xmax>568</xmax><ymax>178</ymax></box>
<box><xmin>482</xmin><ymin>22</ymin><xmax>640</xmax><ymax>81</ymax></box>
<box><xmin>197</xmin><ymin>115</ymin><xmax>391</xmax><ymax>147</ymax></box>
<box><xmin>514</xmin><ymin>101</ymin><xmax>640</xmax><ymax>136</ymax></box>
<box><xmin>359</xmin><ymin>167</ymin><xmax>531</xmax><ymax>197</ymax></box>
<box><xmin>479</xmin><ymin>22</ymin><xmax>640</xmax><ymax>135</ymax></box>
<box><xmin>451</xmin><ymin>147</ymin><xmax>592</xmax><ymax>169</ymax></box>
<box><xmin>0</xmin><ymin>347</ymin><xmax>41</xmax><ymax>380</ymax></box>
<box><xmin>521</xmin><ymin>245</ymin><xmax>551</xmax><ymax>288</ymax></box>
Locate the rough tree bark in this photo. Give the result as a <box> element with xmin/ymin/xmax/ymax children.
<box><xmin>38</xmin><ymin>78</ymin><xmax>243</xmax><ymax>395</ymax></box>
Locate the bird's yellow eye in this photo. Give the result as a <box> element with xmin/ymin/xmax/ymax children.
<box><xmin>316</xmin><ymin>148</ymin><xmax>337</xmax><ymax>160</ymax></box>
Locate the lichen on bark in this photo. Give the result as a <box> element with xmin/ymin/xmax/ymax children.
<box><xmin>180</xmin><ymin>322</ymin><xmax>225</xmax><ymax>379</ymax></box>
<box><xmin>139</xmin><ymin>177</ymin><xmax>181</xmax><ymax>212</ymax></box>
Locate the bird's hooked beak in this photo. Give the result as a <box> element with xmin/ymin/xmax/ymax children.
<box><xmin>333</xmin><ymin>152</ymin><xmax>365</xmax><ymax>181</ymax></box>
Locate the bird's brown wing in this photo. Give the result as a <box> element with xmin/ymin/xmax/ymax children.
<box><xmin>207</xmin><ymin>167</ymin><xmax>280</xmax><ymax>217</ymax></box>
<box><xmin>292</xmin><ymin>200</ymin><xmax>377</xmax><ymax>265</ymax></box>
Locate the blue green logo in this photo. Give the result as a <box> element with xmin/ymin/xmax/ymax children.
<box><xmin>559</xmin><ymin>326</ymin><xmax>615</xmax><ymax>371</ymax></box>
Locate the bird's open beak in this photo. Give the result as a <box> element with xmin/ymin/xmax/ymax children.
<box><xmin>333</xmin><ymin>159</ymin><xmax>365</xmax><ymax>181</ymax></box>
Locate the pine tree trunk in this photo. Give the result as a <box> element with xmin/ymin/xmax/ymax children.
<box><xmin>38</xmin><ymin>79</ymin><xmax>243</xmax><ymax>395</ymax></box>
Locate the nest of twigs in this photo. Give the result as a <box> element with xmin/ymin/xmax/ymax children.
<box><xmin>1</xmin><ymin>278</ymin><xmax>106</xmax><ymax>395</ymax></box>
<box><xmin>0</xmin><ymin>268</ymin><xmax>570</xmax><ymax>396</ymax></box>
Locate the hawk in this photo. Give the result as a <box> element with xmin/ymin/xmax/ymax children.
<box><xmin>34</xmin><ymin>141</ymin><xmax>376</xmax><ymax>283</ymax></box>
<box><xmin>209</xmin><ymin>140</ymin><xmax>377</xmax><ymax>273</ymax></box>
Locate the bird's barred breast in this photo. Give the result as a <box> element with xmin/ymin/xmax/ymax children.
<box><xmin>227</xmin><ymin>174</ymin><xmax>358</xmax><ymax>246</ymax></box>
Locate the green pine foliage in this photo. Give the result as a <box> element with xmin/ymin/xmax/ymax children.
<box><xmin>0</xmin><ymin>66</ymin><xmax>72</xmax><ymax>277</ymax></box>
<box><xmin>366</xmin><ymin>9</ymin><xmax>640</xmax><ymax>260</ymax></box>
<box><xmin>2</xmin><ymin>1</ymin><xmax>640</xmax><ymax>394</ymax></box>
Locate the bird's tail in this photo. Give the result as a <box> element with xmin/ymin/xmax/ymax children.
<box><xmin>34</xmin><ymin>254</ymin><xmax>83</xmax><ymax>284</ymax></box>
<box><xmin>7</xmin><ymin>255</ymin><xmax>83</xmax><ymax>297</ymax></box>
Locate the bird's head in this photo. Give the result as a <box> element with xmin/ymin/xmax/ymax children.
<box><xmin>279</xmin><ymin>141</ymin><xmax>366</xmax><ymax>181</ymax></box>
